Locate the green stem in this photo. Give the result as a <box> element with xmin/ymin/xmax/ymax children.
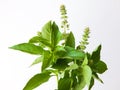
<box><xmin>56</xmin><ymin>72</ymin><xmax>59</xmax><ymax>89</ymax></box>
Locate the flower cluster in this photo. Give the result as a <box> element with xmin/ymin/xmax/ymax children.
<box><xmin>77</xmin><ymin>27</ymin><xmax>90</xmax><ymax>51</ymax></box>
<box><xmin>60</xmin><ymin>5</ymin><xmax>69</xmax><ymax>33</ymax></box>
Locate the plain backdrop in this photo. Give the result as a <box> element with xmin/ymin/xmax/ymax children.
<box><xmin>0</xmin><ymin>0</ymin><xmax>120</xmax><ymax>90</ymax></box>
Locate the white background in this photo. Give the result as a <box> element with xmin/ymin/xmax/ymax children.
<box><xmin>0</xmin><ymin>0</ymin><xmax>120</xmax><ymax>90</ymax></box>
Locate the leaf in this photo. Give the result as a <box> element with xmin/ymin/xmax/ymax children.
<box><xmin>66</xmin><ymin>64</ymin><xmax>78</xmax><ymax>70</ymax></box>
<box><xmin>82</xmin><ymin>55</ymin><xmax>88</xmax><ymax>66</ymax></box>
<box><xmin>30</xmin><ymin>56</ymin><xmax>43</xmax><ymax>66</ymax></box>
<box><xmin>74</xmin><ymin>65</ymin><xmax>92</xmax><ymax>90</ymax></box>
<box><xmin>41</xmin><ymin>51</ymin><xmax>53</xmax><ymax>71</ymax></box>
<box><xmin>41</xmin><ymin>21</ymin><xmax>62</xmax><ymax>48</ymax></box>
<box><xmin>39</xmin><ymin>37</ymin><xmax>52</xmax><ymax>47</ymax></box>
<box><xmin>64</xmin><ymin>46</ymin><xmax>75</xmax><ymax>52</ymax></box>
<box><xmin>65</xmin><ymin>32</ymin><xmax>75</xmax><ymax>48</ymax></box>
<box><xmin>92</xmin><ymin>60</ymin><xmax>107</xmax><ymax>74</ymax></box>
<box><xmin>52</xmin><ymin>58</ymin><xmax>69</xmax><ymax>70</ymax></box>
<box><xmin>54</xmin><ymin>46</ymin><xmax>66</xmax><ymax>57</ymax></box>
<box><xmin>29</xmin><ymin>36</ymin><xmax>41</xmax><ymax>43</ymax></box>
<box><xmin>29</xmin><ymin>36</ymin><xmax>52</xmax><ymax>47</ymax></box>
<box><xmin>23</xmin><ymin>72</ymin><xmax>51</xmax><ymax>90</ymax></box>
<box><xmin>41</xmin><ymin>21</ymin><xmax>52</xmax><ymax>41</ymax></box>
<box><xmin>64</xmin><ymin>70</ymin><xmax>70</xmax><ymax>78</ymax></box>
<box><xmin>71</xmin><ymin>70</ymin><xmax>78</xmax><ymax>88</ymax></box>
<box><xmin>91</xmin><ymin>45</ymin><xmax>101</xmax><ymax>63</ymax></box>
<box><xmin>82</xmin><ymin>65</ymin><xmax>92</xmax><ymax>86</ymax></box>
<box><xmin>58</xmin><ymin>78</ymin><xmax>73</xmax><ymax>90</ymax></box>
<box><xmin>63</xmin><ymin>47</ymin><xmax>85</xmax><ymax>59</ymax></box>
<box><xmin>52</xmin><ymin>22</ymin><xmax>62</xmax><ymax>46</ymax></box>
<box><xmin>74</xmin><ymin>77</ymin><xmax>86</xmax><ymax>90</ymax></box>
<box><xmin>93</xmin><ymin>73</ymin><xmax>103</xmax><ymax>83</ymax></box>
<box><xmin>9</xmin><ymin>43</ymin><xmax>44</xmax><ymax>55</ymax></box>
<box><xmin>88</xmin><ymin>77</ymin><xmax>94</xmax><ymax>90</ymax></box>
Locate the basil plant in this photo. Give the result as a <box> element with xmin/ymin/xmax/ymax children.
<box><xmin>10</xmin><ymin>5</ymin><xmax>107</xmax><ymax>90</ymax></box>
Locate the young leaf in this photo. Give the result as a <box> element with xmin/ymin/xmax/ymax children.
<box><xmin>30</xmin><ymin>56</ymin><xmax>43</xmax><ymax>66</ymax></box>
<box><xmin>58</xmin><ymin>78</ymin><xmax>73</xmax><ymax>90</ymax></box>
<box><xmin>23</xmin><ymin>72</ymin><xmax>51</xmax><ymax>90</ymax></box>
<box><xmin>65</xmin><ymin>32</ymin><xmax>75</xmax><ymax>48</ymax></box>
<box><xmin>92</xmin><ymin>60</ymin><xmax>107</xmax><ymax>74</ymax></box>
<box><xmin>91</xmin><ymin>45</ymin><xmax>101</xmax><ymax>63</ymax></box>
<box><xmin>88</xmin><ymin>77</ymin><xmax>94</xmax><ymax>90</ymax></box>
<box><xmin>52</xmin><ymin>22</ymin><xmax>62</xmax><ymax>47</ymax></box>
<box><xmin>82</xmin><ymin>55</ymin><xmax>88</xmax><ymax>66</ymax></box>
<box><xmin>9</xmin><ymin>43</ymin><xmax>44</xmax><ymax>55</ymax></box>
<box><xmin>41</xmin><ymin>21</ymin><xmax>62</xmax><ymax>48</ymax></box>
<box><xmin>41</xmin><ymin>21</ymin><xmax>52</xmax><ymax>41</ymax></box>
<box><xmin>29</xmin><ymin>36</ymin><xmax>41</xmax><ymax>43</ymax></box>
<box><xmin>82</xmin><ymin>65</ymin><xmax>92</xmax><ymax>86</ymax></box>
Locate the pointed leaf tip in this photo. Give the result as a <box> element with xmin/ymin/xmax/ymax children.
<box><xmin>10</xmin><ymin>43</ymin><xmax>44</xmax><ymax>55</ymax></box>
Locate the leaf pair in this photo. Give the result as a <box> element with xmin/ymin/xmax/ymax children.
<box><xmin>40</xmin><ymin>21</ymin><xmax>62</xmax><ymax>48</ymax></box>
<box><xmin>90</xmin><ymin>45</ymin><xmax>107</xmax><ymax>74</ymax></box>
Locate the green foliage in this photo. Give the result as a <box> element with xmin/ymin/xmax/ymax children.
<box><xmin>31</xmin><ymin>56</ymin><xmax>43</xmax><ymax>66</ymax></box>
<box><xmin>65</xmin><ymin>32</ymin><xmax>75</xmax><ymax>48</ymax></box>
<box><xmin>91</xmin><ymin>45</ymin><xmax>101</xmax><ymax>63</ymax></box>
<box><xmin>10</xmin><ymin>4</ymin><xmax>108</xmax><ymax>90</ymax></box>
<box><xmin>58</xmin><ymin>78</ymin><xmax>73</xmax><ymax>90</ymax></box>
<box><xmin>63</xmin><ymin>46</ymin><xmax>85</xmax><ymax>59</ymax></box>
<box><xmin>23</xmin><ymin>71</ymin><xmax>51</xmax><ymax>90</ymax></box>
<box><xmin>9</xmin><ymin>43</ymin><xmax>44</xmax><ymax>55</ymax></box>
<box><xmin>92</xmin><ymin>60</ymin><xmax>107</xmax><ymax>74</ymax></box>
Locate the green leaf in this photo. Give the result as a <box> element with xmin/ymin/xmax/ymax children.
<box><xmin>23</xmin><ymin>72</ymin><xmax>51</xmax><ymax>90</ymax></box>
<box><xmin>54</xmin><ymin>46</ymin><xmax>66</xmax><ymax>57</ymax></box>
<box><xmin>92</xmin><ymin>61</ymin><xmax>107</xmax><ymax>74</ymax></box>
<box><xmin>82</xmin><ymin>55</ymin><xmax>88</xmax><ymax>66</ymax></box>
<box><xmin>93</xmin><ymin>73</ymin><xmax>103</xmax><ymax>83</ymax></box>
<box><xmin>65</xmin><ymin>32</ymin><xmax>75</xmax><ymax>48</ymax></box>
<box><xmin>88</xmin><ymin>77</ymin><xmax>94</xmax><ymax>90</ymax></box>
<box><xmin>66</xmin><ymin>64</ymin><xmax>78</xmax><ymax>70</ymax></box>
<box><xmin>52</xmin><ymin>22</ymin><xmax>62</xmax><ymax>46</ymax></box>
<box><xmin>74</xmin><ymin>65</ymin><xmax>92</xmax><ymax>90</ymax></box>
<box><xmin>74</xmin><ymin>78</ymin><xmax>86</xmax><ymax>90</ymax></box>
<box><xmin>58</xmin><ymin>78</ymin><xmax>73</xmax><ymax>90</ymax></box>
<box><xmin>29</xmin><ymin>36</ymin><xmax>41</xmax><ymax>43</ymax></box>
<box><xmin>41</xmin><ymin>21</ymin><xmax>62</xmax><ymax>48</ymax></box>
<box><xmin>91</xmin><ymin>45</ymin><xmax>101</xmax><ymax>63</ymax></box>
<box><xmin>30</xmin><ymin>56</ymin><xmax>43</xmax><ymax>66</ymax></box>
<box><xmin>71</xmin><ymin>70</ymin><xmax>77</xmax><ymax>88</ymax></box>
<box><xmin>52</xmin><ymin>58</ymin><xmax>69</xmax><ymax>70</ymax></box>
<box><xmin>42</xmin><ymin>52</ymin><xmax>54</xmax><ymax>71</ymax></box>
<box><xmin>64</xmin><ymin>46</ymin><xmax>75</xmax><ymax>52</ymax></box>
<box><xmin>82</xmin><ymin>65</ymin><xmax>92</xmax><ymax>86</ymax></box>
<box><xmin>9</xmin><ymin>43</ymin><xmax>44</xmax><ymax>55</ymax></box>
<box><xmin>41</xmin><ymin>21</ymin><xmax>52</xmax><ymax>41</ymax></box>
<box><xmin>63</xmin><ymin>47</ymin><xmax>85</xmax><ymax>59</ymax></box>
